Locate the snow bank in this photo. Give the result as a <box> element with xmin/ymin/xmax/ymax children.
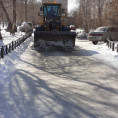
<box><xmin>76</xmin><ymin>28</ymin><xmax>88</xmax><ymax>38</ymax></box>
<box><xmin>0</xmin><ymin>56</ymin><xmax>15</xmax><ymax>81</ymax></box>
<box><xmin>0</xmin><ymin>36</ymin><xmax>32</xmax><ymax>83</ymax></box>
<box><xmin>84</xmin><ymin>41</ymin><xmax>118</xmax><ymax>68</ymax></box>
<box><xmin>77</xmin><ymin>32</ymin><xmax>88</xmax><ymax>38</ymax></box>
<box><xmin>0</xmin><ymin>25</ymin><xmax>25</xmax><ymax>47</ymax></box>
<box><xmin>0</xmin><ymin>40</ymin><xmax>5</xmax><ymax>47</ymax></box>
<box><xmin>97</xmin><ymin>43</ymin><xmax>118</xmax><ymax>62</ymax></box>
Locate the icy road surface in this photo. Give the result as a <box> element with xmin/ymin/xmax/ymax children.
<box><xmin>0</xmin><ymin>37</ymin><xmax>118</xmax><ymax>118</ymax></box>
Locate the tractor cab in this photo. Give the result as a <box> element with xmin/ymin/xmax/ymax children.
<box><xmin>42</xmin><ymin>4</ymin><xmax>61</xmax><ymax>19</ymax></box>
<box><xmin>41</xmin><ymin>3</ymin><xmax>62</xmax><ymax>31</ymax></box>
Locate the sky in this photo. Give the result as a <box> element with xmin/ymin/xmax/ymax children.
<box><xmin>68</xmin><ymin>0</ymin><xmax>78</xmax><ymax>12</ymax></box>
<box><xmin>40</xmin><ymin>0</ymin><xmax>78</xmax><ymax>12</ymax></box>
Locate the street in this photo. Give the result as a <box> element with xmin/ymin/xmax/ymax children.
<box><xmin>0</xmin><ymin>37</ymin><xmax>118</xmax><ymax>118</ymax></box>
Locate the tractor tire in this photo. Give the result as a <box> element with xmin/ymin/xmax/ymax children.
<box><xmin>92</xmin><ymin>41</ymin><xmax>98</xmax><ymax>45</ymax></box>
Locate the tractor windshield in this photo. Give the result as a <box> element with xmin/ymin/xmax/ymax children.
<box><xmin>44</xmin><ymin>5</ymin><xmax>61</xmax><ymax>17</ymax></box>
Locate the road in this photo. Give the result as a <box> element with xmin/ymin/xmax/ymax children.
<box><xmin>0</xmin><ymin>37</ymin><xmax>118</xmax><ymax>118</ymax></box>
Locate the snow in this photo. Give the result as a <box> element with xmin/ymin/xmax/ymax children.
<box><xmin>0</xmin><ymin>29</ymin><xmax>118</xmax><ymax>117</ymax></box>
<box><xmin>0</xmin><ymin>38</ymin><xmax>31</xmax><ymax>79</ymax></box>
<box><xmin>78</xmin><ymin>40</ymin><xmax>118</xmax><ymax>68</ymax></box>
<box><xmin>0</xmin><ymin>30</ymin><xmax>118</xmax><ymax>83</ymax></box>
<box><xmin>76</xmin><ymin>29</ymin><xmax>88</xmax><ymax>38</ymax></box>
<box><xmin>0</xmin><ymin>25</ymin><xmax>30</xmax><ymax>82</ymax></box>
<box><xmin>0</xmin><ymin>25</ymin><xmax>25</xmax><ymax>47</ymax></box>
<box><xmin>77</xmin><ymin>32</ymin><xmax>87</xmax><ymax>38</ymax></box>
<box><xmin>0</xmin><ymin>40</ymin><xmax>5</xmax><ymax>47</ymax></box>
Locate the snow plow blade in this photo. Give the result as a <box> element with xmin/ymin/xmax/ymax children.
<box><xmin>34</xmin><ymin>31</ymin><xmax>76</xmax><ymax>49</ymax></box>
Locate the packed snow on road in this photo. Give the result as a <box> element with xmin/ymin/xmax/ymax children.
<box><xmin>0</xmin><ymin>28</ymin><xmax>118</xmax><ymax>118</ymax></box>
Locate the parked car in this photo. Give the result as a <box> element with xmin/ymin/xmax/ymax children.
<box><xmin>76</xmin><ymin>29</ymin><xmax>82</xmax><ymax>34</ymax></box>
<box><xmin>76</xmin><ymin>29</ymin><xmax>87</xmax><ymax>38</ymax></box>
<box><xmin>88</xmin><ymin>26</ymin><xmax>118</xmax><ymax>45</ymax></box>
<box><xmin>19</xmin><ymin>22</ymin><xmax>33</xmax><ymax>33</ymax></box>
<box><xmin>70</xmin><ymin>25</ymin><xmax>76</xmax><ymax>31</ymax></box>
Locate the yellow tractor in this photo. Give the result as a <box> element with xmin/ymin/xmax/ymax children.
<box><xmin>34</xmin><ymin>1</ymin><xmax>76</xmax><ymax>50</ymax></box>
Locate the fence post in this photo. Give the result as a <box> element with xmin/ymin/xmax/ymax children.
<box><xmin>117</xmin><ymin>44</ymin><xmax>118</xmax><ymax>53</ymax></box>
<box><xmin>1</xmin><ymin>46</ymin><xmax>4</xmax><ymax>58</ymax></box>
<box><xmin>14</xmin><ymin>41</ymin><xmax>16</xmax><ymax>48</ymax></box>
<box><xmin>107</xmin><ymin>40</ymin><xmax>109</xmax><ymax>47</ymax></box>
<box><xmin>6</xmin><ymin>45</ymin><xmax>8</xmax><ymax>54</ymax></box>
<box><xmin>17</xmin><ymin>40</ymin><xmax>19</xmax><ymax>46</ymax></box>
<box><xmin>110</xmin><ymin>42</ymin><xmax>111</xmax><ymax>49</ymax></box>
<box><xmin>112</xmin><ymin>42</ymin><xmax>115</xmax><ymax>51</ymax></box>
<box><xmin>106</xmin><ymin>40</ymin><xmax>108</xmax><ymax>46</ymax></box>
<box><xmin>30</xmin><ymin>32</ymin><xmax>32</xmax><ymax>37</ymax></box>
<box><xmin>12</xmin><ymin>41</ymin><xmax>14</xmax><ymax>50</ymax></box>
<box><xmin>15</xmin><ymin>41</ymin><xmax>17</xmax><ymax>48</ymax></box>
<box><xmin>19</xmin><ymin>39</ymin><xmax>21</xmax><ymax>45</ymax></box>
<box><xmin>17</xmin><ymin>39</ymin><xmax>19</xmax><ymax>46</ymax></box>
<box><xmin>9</xmin><ymin>44</ymin><xmax>11</xmax><ymax>52</ymax></box>
<box><xmin>20</xmin><ymin>38</ymin><xmax>22</xmax><ymax>45</ymax></box>
<box><xmin>0</xmin><ymin>33</ymin><xmax>31</xmax><ymax>59</ymax></box>
<box><xmin>23</xmin><ymin>36</ymin><xmax>25</xmax><ymax>42</ymax></box>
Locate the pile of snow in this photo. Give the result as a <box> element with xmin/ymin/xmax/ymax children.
<box><xmin>0</xmin><ymin>25</ymin><xmax>31</xmax><ymax>79</ymax></box>
<box><xmin>19</xmin><ymin>22</ymin><xmax>33</xmax><ymax>33</ymax></box>
<box><xmin>97</xmin><ymin>43</ymin><xmax>118</xmax><ymax>67</ymax></box>
<box><xmin>83</xmin><ymin>41</ymin><xmax>118</xmax><ymax>67</ymax></box>
<box><xmin>0</xmin><ymin>56</ymin><xmax>15</xmax><ymax>81</ymax></box>
<box><xmin>0</xmin><ymin>25</ymin><xmax>25</xmax><ymax>47</ymax></box>
<box><xmin>0</xmin><ymin>40</ymin><xmax>4</xmax><ymax>47</ymax></box>
<box><xmin>76</xmin><ymin>28</ymin><xmax>88</xmax><ymax>38</ymax></box>
<box><xmin>0</xmin><ymin>36</ymin><xmax>32</xmax><ymax>81</ymax></box>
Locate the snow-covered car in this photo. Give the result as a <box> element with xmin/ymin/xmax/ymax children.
<box><xmin>76</xmin><ymin>29</ymin><xmax>87</xmax><ymax>38</ymax></box>
<box><xmin>70</xmin><ymin>25</ymin><xmax>76</xmax><ymax>31</ymax></box>
<box><xmin>76</xmin><ymin>29</ymin><xmax>81</xmax><ymax>34</ymax></box>
<box><xmin>88</xmin><ymin>26</ymin><xmax>118</xmax><ymax>45</ymax></box>
<box><xmin>19</xmin><ymin>22</ymin><xmax>33</xmax><ymax>33</ymax></box>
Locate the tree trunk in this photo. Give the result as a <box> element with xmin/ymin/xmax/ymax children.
<box><xmin>12</xmin><ymin>0</ymin><xmax>17</xmax><ymax>34</ymax></box>
<box><xmin>85</xmin><ymin>0</ymin><xmax>89</xmax><ymax>33</ymax></box>
<box><xmin>0</xmin><ymin>0</ymin><xmax>12</xmax><ymax>32</ymax></box>
<box><xmin>98</xmin><ymin>0</ymin><xmax>102</xmax><ymax>26</ymax></box>
<box><xmin>0</xmin><ymin>0</ymin><xmax>11</xmax><ymax>23</ymax></box>
<box><xmin>25</xmin><ymin>0</ymin><xmax>28</xmax><ymax>22</ymax></box>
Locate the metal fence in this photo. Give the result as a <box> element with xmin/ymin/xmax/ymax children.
<box><xmin>0</xmin><ymin>32</ymin><xmax>31</xmax><ymax>59</ymax></box>
<box><xmin>106</xmin><ymin>39</ymin><xmax>118</xmax><ymax>52</ymax></box>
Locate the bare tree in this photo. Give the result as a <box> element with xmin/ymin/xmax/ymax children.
<box><xmin>0</xmin><ymin>0</ymin><xmax>12</xmax><ymax>32</ymax></box>
<box><xmin>25</xmin><ymin>0</ymin><xmax>28</xmax><ymax>21</ymax></box>
<box><xmin>105</xmin><ymin>0</ymin><xmax>118</xmax><ymax>26</ymax></box>
<box><xmin>74</xmin><ymin>0</ymin><xmax>106</xmax><ymax>31</ymax></box>
<box><xmin>12</xmin><ymin>0</ymin><xmax>17</xmax><ymax>34</ymax></box>
<box><xmin>0</xmin><ymin>0</ymin><xmax>11</xmax><ymax>23</ymax></box>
